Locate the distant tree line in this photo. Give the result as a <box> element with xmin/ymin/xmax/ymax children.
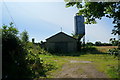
<box><xmin>71</xmin><ymin>32</ymin><xmax>118</xmax><ymax>46</ymax></box>
<box><xmin>86</xmin><ymin>40</ymin><xmax>119</xmax><ymax>46</ymax></box>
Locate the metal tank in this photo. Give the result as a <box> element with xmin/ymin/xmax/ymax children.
<box><xmin>74</xmin><ymin>14</ymin><xmax>85</xmax><ymax>39</ymax></box>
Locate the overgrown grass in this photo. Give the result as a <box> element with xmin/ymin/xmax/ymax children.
<box><xmin>79</xmin><ymin>54</ymin><xmax>119</xmax><ymax>78</ymax></box>
<box><xmin>38</xmin><ymin>53</ymin><xmax>119</xmax><ymax>78</ymax></box>
<box><xmin>39</xmin><ymin>54</ymin><xmax>69</xmax><ymax>78</ymax></box>
<box><xmin>38</xmin><ymin>46</ymin><xmax>119</xmax><ymax>78</ymax></box>
<box><xmin>27</xmin><ymin>44</ymin><xmax>119</xmax><ymax>78</ymax></box>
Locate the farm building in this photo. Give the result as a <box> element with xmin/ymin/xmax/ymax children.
<box><xmin>45</xmin><ymin>32</ymin><xmax>77</xmax><ymax>53</ymax></box>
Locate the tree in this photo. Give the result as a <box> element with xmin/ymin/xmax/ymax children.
<box><xmin>65</xmin><ymin>1</ymin><xmax>120</xmax><ymax>48</ymax></box>
<box><xmin>20</xmin><ymin>30</ymin><xmax>29</xmax><ymax>43</ymax></box>
<box><xmin>109</xmin><ymin>38</ymin><xmax>119</xmax><ymax>46</ymax></box>
<box><xmin>2</xmin><ymin>23</ymin><xmax>32</xmax><ymax>79</ymax></box>
<box><xmin>2</xmin><ymin>23</ymin><xmax>46</xmax><ymax>79</ymax></box>
<box><xmin>95</xmin><ymin>41</ymin><xmax>102</xmax><ymax>46</ymax></box>
<box><xmin>86</xmin><ymin>42</ymin><xmax>94</xmax><ymax>46</ymax></box>
<box><xmin>65</xmin><ymin>1</ymin><xmax>119</xmax><ymax>34</ymax></box>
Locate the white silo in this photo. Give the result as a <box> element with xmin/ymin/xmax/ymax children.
<box><xmin>74</xmin><ymin>14</ymin><xmax>85</xmax><ymax>39</ymax></box>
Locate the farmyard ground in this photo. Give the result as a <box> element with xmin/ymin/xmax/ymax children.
<box><xmin>39</xmin><ymin>46</ymin><xmax>118</xmax><ymax>78</ymax></box>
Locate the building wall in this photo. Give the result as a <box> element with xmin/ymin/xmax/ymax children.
<box><xmin>46</xmin><ymin>42</ymin><xmax>77</xmax><ymax>53</ymax></box>
<box><xmin>46</xmin><ymin>42</ymin><xmax>55</xmax><ymax>52</ymax></box>
<box><xmin>46</xmin><ymin>33</ymin><xmax>77</xmax><ymax>53</ymax></box>
<box><xmin>68</xmin><ymin>42</ymin><xmax>77</xmax><ymax>52</ymax></box>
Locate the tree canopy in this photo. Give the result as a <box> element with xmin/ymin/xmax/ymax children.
<box><xmin>20</xmin><ymin>30</ymin><xmax>29</xmax><ymax>43</ymax></box>
<box><xmin>65</xmin><ymin>1</ymin><xmax>120</xmax><ymax>35</ymax></box>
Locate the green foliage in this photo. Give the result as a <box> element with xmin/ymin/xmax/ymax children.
<box><xmin>2</xmin><ymin>23</ymin><xmax>18</xmax><ymax>36</ymax></box>
<box><xmin>101</xmin><ymin>43</ymin><xmax>112</xmax><ymax>46</ymax></box>
<box><xmin>2</xmin><ymin>23</ymin><xmax>48</xmax><ymax>79</ymax></box>
<box><xmin>111</xmin><ymin>40</ymin><xmax>119</xmax><ymax>46</ymax></box>
<box><xmin>25</xmin><ymin>51</ymin><xmax>46</xmax><ymax>78</ymax></box>
<box><xmin>107</xmin><ymin>66</ymin><xmax>120</xmax><ymax>78</ymax></box>
<box><xmin>2</xmin><ymin>23</ymin><xmax>32</xmax><ymax>79</ymax></box>
<box><xmin>86</xmin><ymin>42</ymin><xmax>112</xmax><ymax>46</ymax></box>
<box><xmin>65</xmin><ymin>1</ymin><xmax>120</xmax><ymax>35</ymax></box>
<box><xmin>27</xmin><ymin>42</ymin><xmax>49</xmax><ymax>55</ymax></box>
<box><xmin>95</xmin><ymin>41</ymin><xmax>102</xmax><ymax>46</ymax></box>
<box><xmin>25</xmin><ymin>42</ymin><xmax>56</xmax><ymax>78</ymax></box>
<box><xmin>20</xmin><ymin>30</ymin><xmax>29</xmax><ymax>43</ymax></box>
<box><xmin>71</xmin><ymin>32</ymin><xmax>81</xmax><ymax>39</ymax></box>
<box><xmin>71</xmin><ymin>32</ymin><xmax>78</xmax><ymax>39</ymax></box>
<box><xmin>108</xmin><ymin>48</ymin><xmax>120</xmax><ymax>57</ymax></box>
<box><xmin>85</xmin><ymin>42</ymin><xmax>94</xmax><ymax>46</ymax></box>
<box><xmin>109</xmin><ymin>38</ymin><xmax>119</xmax><ymax>46</ymax></box>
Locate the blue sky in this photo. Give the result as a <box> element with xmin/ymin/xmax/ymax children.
<box><xmin>1</xmin><ymin>1</ymin><xmax>117</xmax><ymax>43</ymax></box>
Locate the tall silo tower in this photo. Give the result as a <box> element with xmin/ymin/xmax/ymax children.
<box><xmin>74</xmin><ymin>14</ymin><xmax>85</xmax><ymax>50</ymax></box>
<box><xmin>74</xmin><ymin>14</ymin><xmax>85</xmax><ymax>39</ymax></box>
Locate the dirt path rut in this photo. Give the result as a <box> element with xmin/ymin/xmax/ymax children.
<box><xmin>53</xmin><ymin>60</ymin><xmax>107</xmax><ymax>78</ymax></box>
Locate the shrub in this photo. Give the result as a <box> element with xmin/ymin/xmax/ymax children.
<box><xmin>108</xmin><ymin>48</ymin><xmax>120</xmax><ymax>57</ymax></box>
<box><xmin>2</xmin><ymin>23</ymin><xmax>45</xmax><ymax>79</ymax></box>
<box><xmin>2</xmin><ymin>23</ymin><xmax>33</xmax><ymax>79</ymax></box>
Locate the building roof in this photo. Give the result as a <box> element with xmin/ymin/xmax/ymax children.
<box><xmin>46</xmin><ymin>32</ymin><xmax>77</xmax><ymax>41</ymax></box>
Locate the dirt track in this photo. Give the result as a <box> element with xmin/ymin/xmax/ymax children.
<box><xmin>52</xmin><ymin>60</ymin><xmax>107</xmax><ymax>78</ymax></box>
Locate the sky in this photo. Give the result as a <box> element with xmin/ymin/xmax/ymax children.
<box><xmin>1</xmin><ymin>0</ymin><xmax>118</xmax><ymax>43</ymax></box>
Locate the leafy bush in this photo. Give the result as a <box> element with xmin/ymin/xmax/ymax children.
<box><xmin>108</xmin><ymin>48</ymin><xmax>120</xmax><ymax>57</ymax></box>
<box><xmin>2</xmin><ymin>23</ymin><xmax>33</xmax><ymax>79</ymax></box>
<box><xmin>25</xmin><ymin>52</ymin><xmax>46</xmax><ymax>78</ymax></box>
<box><xmin>2</xmin><ymin>23</ymin><xmax>45</xmax><ymax>79</ymax></box>
<box><xmin>27</xmin><ymin>42</ymin><xmax>49</xmax><ymax>55</ymax></box>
